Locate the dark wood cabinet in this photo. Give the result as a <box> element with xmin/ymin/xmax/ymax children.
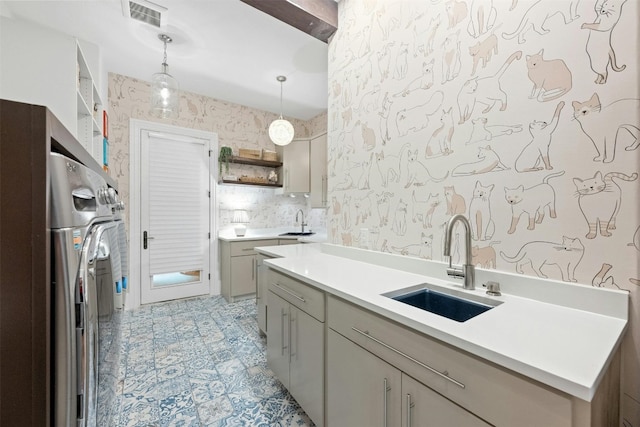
<box><xmin>0</xmin><ymin>100</ymin><xmax>115</xmax><ymax>426</ymax></box>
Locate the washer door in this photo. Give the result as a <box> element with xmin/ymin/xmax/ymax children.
<box><xmin>76</xmin><ymin>221</ymin><xmax>118</xmax><ymax>427</ymax></box>
<box><xmin>52</xmin><ymin>226</ymin><xmax>86</xmax><ymax>427</ymax></box>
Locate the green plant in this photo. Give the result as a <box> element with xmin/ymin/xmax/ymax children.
<box><xmin>219</xmin><ymin>146</ymin><xmax>233</xmax><ymax>175</ymax></box>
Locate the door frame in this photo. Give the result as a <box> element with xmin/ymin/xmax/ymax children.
<box><xmin>129</xmin><ymin>119</ymin><xmax>219</xmax><ymax>310</ymax></box>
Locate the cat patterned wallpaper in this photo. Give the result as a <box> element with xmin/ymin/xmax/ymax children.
<box><xmin>327</xmin><ymin>0</ymin><xmax>640</xmax><ymax>414</ymax></box>
<box><xmin>107</xmin><ymin>73</ymin><xmax>327</xmax><ymax>234</ymax></box>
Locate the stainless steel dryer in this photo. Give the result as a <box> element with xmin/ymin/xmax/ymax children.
<box><xmin>50</xmin><ymin>153</ymin><xmax>119</xmax><ymax>427</ymax></box>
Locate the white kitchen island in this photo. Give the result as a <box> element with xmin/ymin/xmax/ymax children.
<box><xmin>256</xmin><ymin>242</ymin><xmax>628</xmax><ymax>427</ymax></box>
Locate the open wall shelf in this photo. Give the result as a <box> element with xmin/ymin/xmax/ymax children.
<box><xmin>227</xmin><ymin>156</ymin><xmax>282</xmax><ymax>168</ymax></box>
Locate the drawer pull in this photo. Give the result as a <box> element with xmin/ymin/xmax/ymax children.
<box><xmin>241</xmin><ymin>248</ymin><xmax>254</xmax><ymax>252</ymax></box>
<box><xmin>273</xmin><ymin>283</ymin><xmax>306</xmax><ymax>303</ymax></box>
<box><xmin>352</xmin><ymin>327</ymin><xmax>465</xmax><ymax>389</ymax></box>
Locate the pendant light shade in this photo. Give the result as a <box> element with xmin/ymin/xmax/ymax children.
<box><xmin>269</xmin><ymin>76</ymin><xmax>294</xmax><ymax>146</ymax></box>
<box><xmin>150</xmin><ymin>34</ymin><xmax>179</xmax><ymax>119</ymax></box>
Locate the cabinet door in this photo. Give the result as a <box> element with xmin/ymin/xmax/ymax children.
<box><xmin>290</xmin><ymin>306</ymin><xmax>324</xmax><ymax>427</ymax></box>
<box><xmin>327</xmin><ymin>330</ymin><xmax>401</xmax><ymax>427</ymax></box>
<box><xmin>267</xmin><ymin>291</ymin><xmax>290</xmax><ymax>388</ymax></box>
<box><xmin>256</xmin><ymin>255</ymin><xmax>271</xmax><ymax>334</ymax></box>
<box><xmin>283</xmin><ymin>140</ymin><xmax>310</xmax><ymax>193</ymax></box>
<box><xmin>309</xmin><ymin>133</ymin><xmax>327</xmax><ymax>208</ymax></box>
<box><xmin>230</xmin><ymin>254</ymin><xmax>256</xmax><ymax>297</ymax></box>
<box><xmin>402</xmin><ymin>373</ymin><xmax>490</xmax><ymax>427</ymax></box>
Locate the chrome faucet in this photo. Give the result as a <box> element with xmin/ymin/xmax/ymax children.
<box><xmin>444</xmin><ymin>214</ymin><xmax>475</xmax><ymax>290</ymax></box>
<box><xmin>295</xmin><ymin>209</ymin><xmax>307</xmax><ymax>233</ymax></box>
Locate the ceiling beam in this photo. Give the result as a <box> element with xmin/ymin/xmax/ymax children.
<box><xmin>239</xmin><ymin>0</ymin><xmax>338</xmax><ymax>43</ymax></box>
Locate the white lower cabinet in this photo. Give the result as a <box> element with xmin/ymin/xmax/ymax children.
<box><xmin>220</xmin><ymin>239</ymin><xmax>283</xmax><ymax>303</ymax></box>
<box><xmin>256</xmin><ymin>253</ymin><xmax>271</xmax><ymax>334</ymax></box>
<box><xmin>327</xmin><ymin>295</ymin><xmax>578</xmax><ymax>427</ymax></box>
<box><xmin>327</xmin><ymin>329</ymin><xmax>401</xmax><ymax>426</ymax></box>
<box><xmin>401</xmin><ymin>372</ymin><xmax>489</xmax><ymax>427</ymax></box>
<box><xmin>289</xmin><ymin>305</ymin><xmax>323</xmax><ymax>426</ymax></box>
<box><xmin>256</xmin><ymin>240</ymin><xmax>299</xmax><ymax>335</ymax></box>
<box><xmin>266</xmin><ymin>270</ymin><xmax>324</xmax><ymax>427</ymax></box>
<box><xmin>327</xmin><ymin>329</ymin><xmax>489</xmax><ymax>427</ymax></box>
<box><xmin>262</xmin><ymin>275</ymin><xmax>619</xmax><ymax>427</ymax></box>
<box><xmin>267</xmin><ymin>290</ymin><xmax>290</xmax><ymax>386</ymax></box>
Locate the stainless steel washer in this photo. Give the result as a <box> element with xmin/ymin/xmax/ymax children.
<box><xmin>50</xmin><ymin>153</ymin><xmax>118</xmax><ymax>427</ymax></box>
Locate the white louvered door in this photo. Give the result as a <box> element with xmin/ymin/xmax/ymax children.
<box><xmin>140</xmin><ymin>130</ymin><xmax>211</xmax><ymax>304</ymax></box>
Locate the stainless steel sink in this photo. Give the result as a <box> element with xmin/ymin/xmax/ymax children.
<box><xmin>278</xmin><ymin>232</ymin><xmax>315</xmax><ymax>236</ymax></box>
<box><xmin>383</xmin><ymin>283</ymin><xmax>502</xmax><ymax>322</ymax></box>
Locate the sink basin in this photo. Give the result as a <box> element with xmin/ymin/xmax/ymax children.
<box><xmin>278</xmin><ymin>232</ymin><xmax>315</xmax><ymax>236</ymax></box>
<box><xmin>383</xmin><ymin>284</ymin><xmax>501</xmax><ymax>322</ymax></box>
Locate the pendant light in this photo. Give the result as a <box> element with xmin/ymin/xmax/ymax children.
<box><xmin>269</xmin><ymin>75</ymin><xmax>294</xmax><ymax>146</ymax></box>
<box><xmin>150</xmin><ymin>33</ymin><xmax>179</xmax><ymax>119</ymax></box>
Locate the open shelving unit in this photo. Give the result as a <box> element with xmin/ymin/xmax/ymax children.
<box><xmin>218</xmin><ymin>155</ymin><xmax>283</xmax><ymax>188</ymax></box>
<box><xmin>76</xmin><ymin>41</ymin><xmax>104</xmax><ymax>164</ymax></box>
<box><xmin>227</xmin><ymin>156</ymin><xmax>282</xmax><ymax>168</ymax></box>
<box><xmin>219</xmin><ymin>180</ymin><xmax>282</xmax><ymax>188</ymax></box>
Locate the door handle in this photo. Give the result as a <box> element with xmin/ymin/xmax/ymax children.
<box><xmin>143</xmin><ymin>231</ymin><xmax>155</xmax><ymax>249</ymax></box>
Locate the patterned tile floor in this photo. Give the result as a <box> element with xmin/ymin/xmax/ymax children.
<box><xmin>115</xmin><ymin>295</ymin><xmax>315</xmax><ymax>427</ymax></box>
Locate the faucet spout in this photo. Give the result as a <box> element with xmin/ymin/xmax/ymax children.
<box><xmin>444</xmin><ymin>214</ymin><xmax>475</xmax><ymax>290</ymax></box>
<box><xmin>295</xmin><ymin>209</ymin><xmax>307</xmax><ymax>233</ymax></box>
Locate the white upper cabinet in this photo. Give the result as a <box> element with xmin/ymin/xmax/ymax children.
<box><xmin>0</xmin><ymin>16</ymin><xmax>105</xmax><ymax>165</ymax></box>
<box><xmin>280</xmin><ymin>139</ymin><xmax>310</xmax><ymax>194</ymax></box>
<box><xmin>278</xmin><ymin>133</ymin><xmax>328</xmax><ymax>204</ymax></box>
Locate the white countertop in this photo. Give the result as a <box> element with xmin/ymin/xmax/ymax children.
<box><xmin>256</xmin><ymin>243</ymin><xmax>628</xmax><ymax>402</ymax></box>
<box><xmin>218</xmin><ymin>227</ymin><xmax>327</xmax><ymax>243</ymax></box>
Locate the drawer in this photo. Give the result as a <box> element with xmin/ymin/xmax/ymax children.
<box><xmin>230</xmin><ymin>239</ymin><xmax>279</xmax><ymax>256</ymax></box>
<box><xmin>278</xmin><ymin>238</ymin><xmax>299</xmax><ymax>245</ymax></box>
<box><xmin>328</xmin><ymin>296</ymin><xmax>571</xmax><ymax>427</ymax></box>
<box><xmin>268</xmin><ymin>269</ymin><xmax>325</xmax><ymax>322</ymax></box>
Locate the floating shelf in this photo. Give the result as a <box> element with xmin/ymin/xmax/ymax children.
<box><xmin>227</xmin><ymin>156</ymin><xmax>283</xmax><ymax>168</ymax></box>
<box><xmin>219</xmin><ymin>179</ymin><xmax>282</xmax><ymax>188</ymax></box>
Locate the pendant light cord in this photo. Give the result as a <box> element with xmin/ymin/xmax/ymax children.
<box><xmin>162</xmin><ymin>39</ymin><xmax>168</xmax><ymax>70</ymax></box>
<box><xmin>279</xmin><ymin>80</ymin><xmax>284</xmax><ymax>120</ymax></box>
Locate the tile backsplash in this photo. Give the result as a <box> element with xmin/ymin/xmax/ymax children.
<box><xmin>217</xmin><ymin>185</ymin><xmax>326</xmax><ymax>231</ymax></box>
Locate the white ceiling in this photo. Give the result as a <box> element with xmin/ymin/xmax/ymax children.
<box><xmin>0</xmin><ymin>0</ymin><xmax>329</xmax><ymax>120</ymax></box>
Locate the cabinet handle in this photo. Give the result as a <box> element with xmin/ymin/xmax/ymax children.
<box><xmin>383</xmin><ymin>378</ymin><xmax>390</xmax><ymax>427</ymax></box>
<box><xmin>272</xmin><ymin>283</ymin><xmax>306</xmax><ymax>303</ymax></box>
<box><xmin>351</xmin><ymin>327</ymin><xmax>465</xmax><ymax>389</ymax></box>
<box><xmin>289</xmin><ymin>313</ymin><xmax>297</xmax><ymax>362</ymax></box>
<box><xmin>252</xmin><ymin>258</ymin><xmax>255</xmax><ymax>280</ymax></box>
<box><xmin>281</xmin><ymin>309</ymin><xmax>288</xmax><ymax>356</ymax></box>
<box><xmin>241</xmin><ymin>248</ymin><xmax>254</xmax><ymax>251</ymax></box>
<box><xmin>406</xmin><ymin>394</ymin><xmax>414</xmax><ymax>427</ymax></box>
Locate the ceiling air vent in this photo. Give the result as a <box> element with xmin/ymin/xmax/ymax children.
<box><xmin>122</xmin><ymin>0</ymin><xmax>167</xmax><ymax>28</ymax></box>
